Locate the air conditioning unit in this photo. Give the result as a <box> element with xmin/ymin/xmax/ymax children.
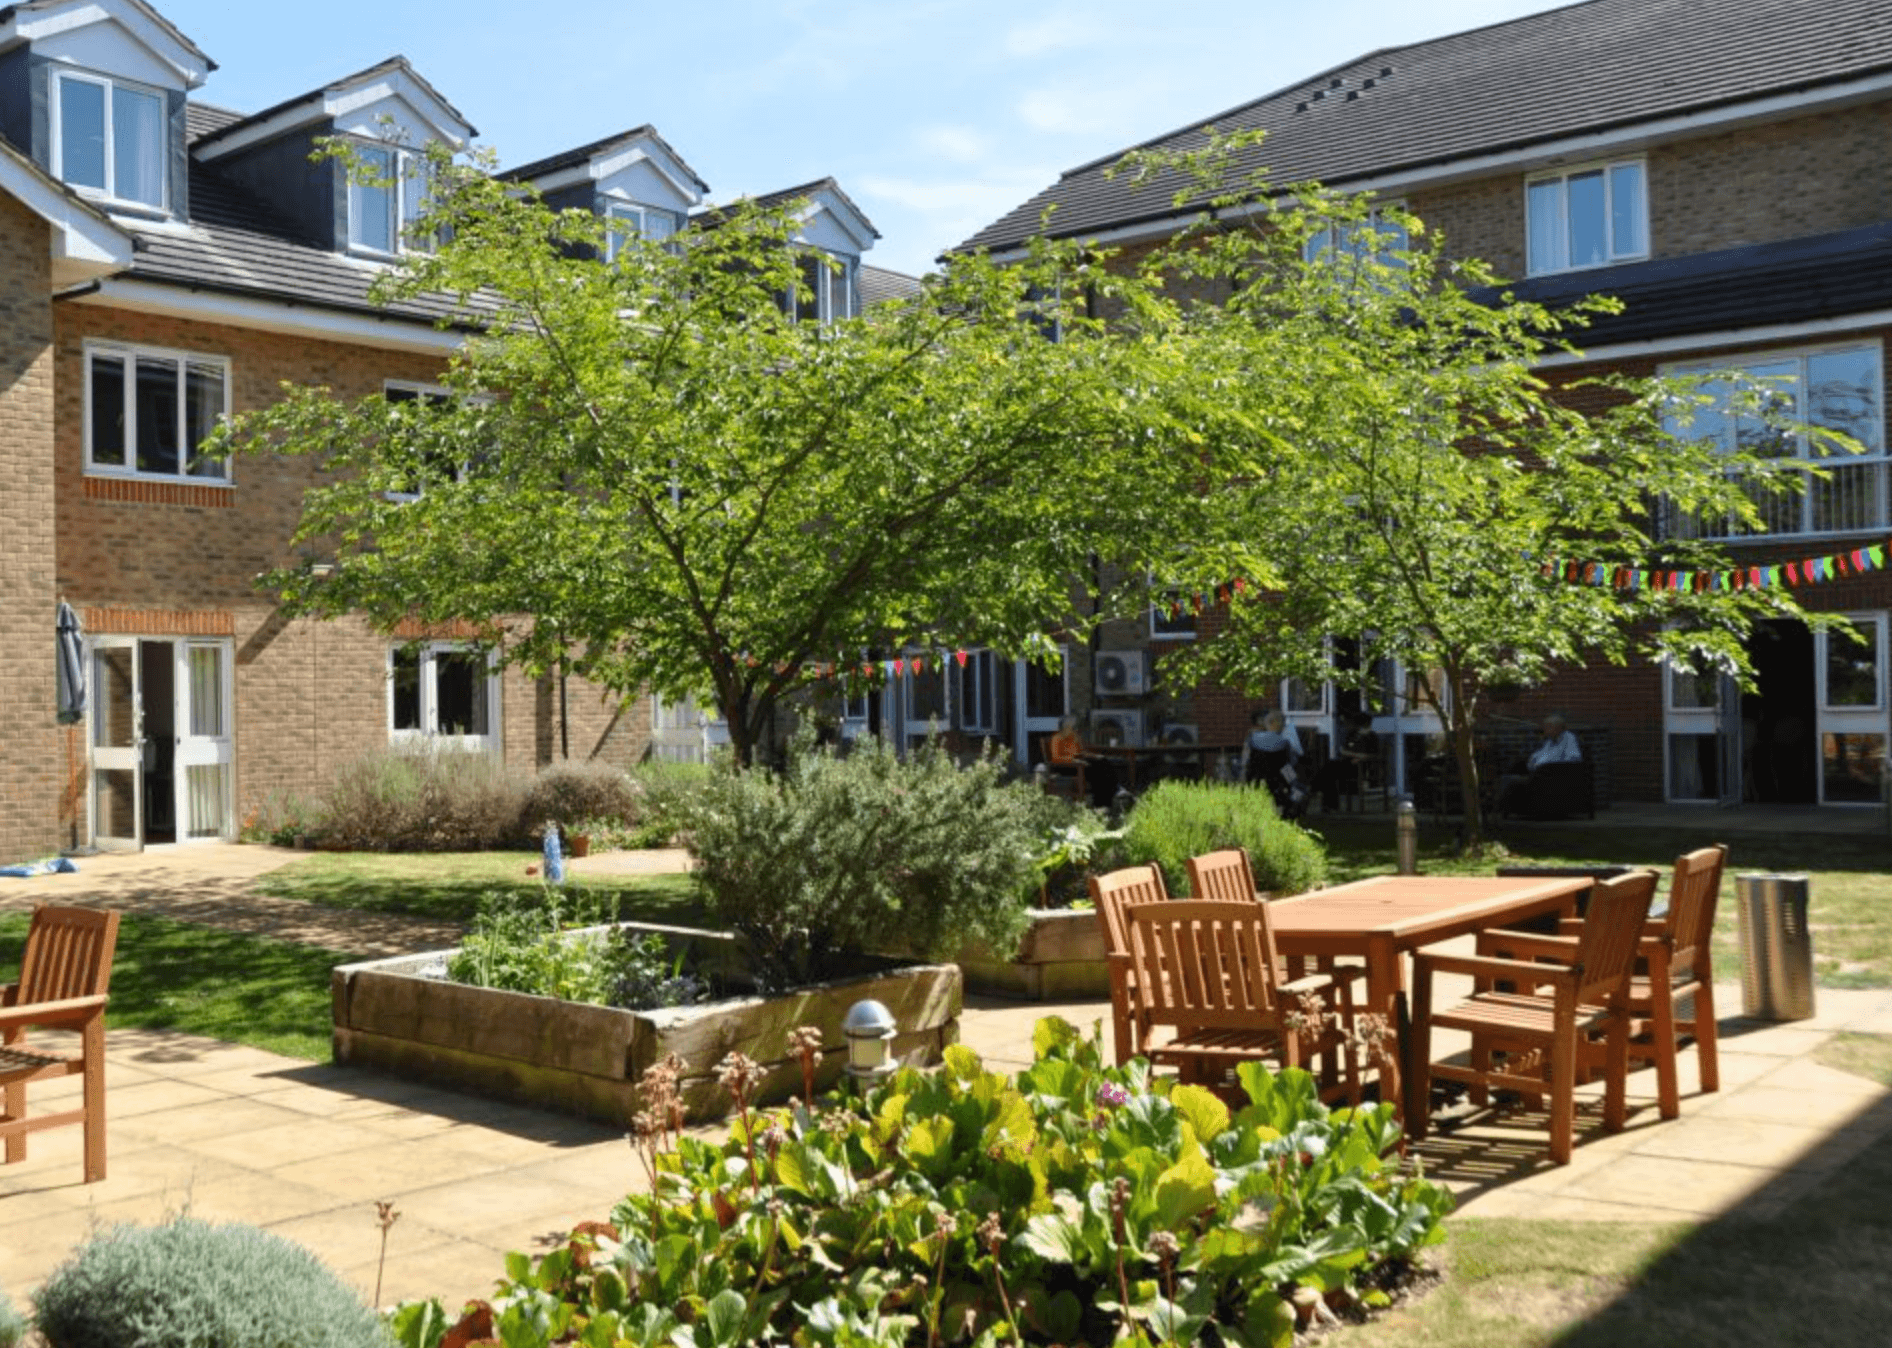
<box><xmin>1094</xmin><ymin>650</ymin><xmax>1149</xmax><ymax>697</ymax></box>
<box><xmin>1091</xmin><ymin>709</ymin><xmax>1145</xmax><ymax>748</ymax></box>
<box><xmin>1160</xmin><ymin>723</ymin><xmax>1200</xmax><ymax>746</ymax></box>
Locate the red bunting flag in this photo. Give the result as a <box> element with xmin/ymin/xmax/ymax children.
<box><xmin>955</xmin><ymin>649</ymin><xmax>968</xmax><ymax>668</ymax></box>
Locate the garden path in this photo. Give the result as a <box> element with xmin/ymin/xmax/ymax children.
<box><xmin>0</xmin><ymin>844</ymin><xmax>692</xmax><ymax>957</ymax></box>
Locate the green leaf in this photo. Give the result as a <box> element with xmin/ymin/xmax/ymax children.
<box><xmin>1032</xmin><ymin>1015</ymin><xmax>1082</xmax><ymax>1060</ymax></box>
<box><xmin>386</xmin><ymin>1300</ymin><xmax>448</xmax><ymax>1348</ymax></box>
<box><xmin>1153</xmin><ymin>1139</ymin><xmax>1219</xmax><ymax>1230</ymax></box>
<box><xmin>1169</xmin><ymin>1083</ymin><xmax>1232</xmax><ymax>1143</ymax></box>
<box><xmin>942</xmin><ymin>1042</ymin><xmax>983</xmax><ymax>1083</ymax></box>
<box><xmin>1020</xmin><ymin>1212</ymin><xmax>1084</xmax><ymax>1264</ymax></box>
<box><xmin>702</xmin><ymin>1289</ymin><xmax>747</xmax><ymax>1347</ymax></box>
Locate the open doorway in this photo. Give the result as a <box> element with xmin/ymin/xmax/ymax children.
<box><xmin>1743</xmin><ymin>620</ymin><xmax>1817</xmax><ymax>804</ymax></box>
<box><xmin>139</xmin><ymin>640</ymin><xmax>177</xmax><ymax>843</ymax></box>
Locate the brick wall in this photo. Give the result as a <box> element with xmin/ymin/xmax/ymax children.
<box><xmin>1409</xmin><ymin>100</ymin><xmax>1892</xmax><ymax>277</ymax></box>
<box><xmin>53</xmin><ymin>304</ymin><xmax>653</xmax><ymax>842</ymax></box>
<box><xmin>0</xmin><ymin>196</ymin><xmax>59</xmax><ymax>860</ymax></box>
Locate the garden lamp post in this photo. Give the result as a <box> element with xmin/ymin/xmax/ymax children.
<box><xmin>842</xmin><ymin>999</ymin><xmax>898</xmax><ymax>1085</ymax></box>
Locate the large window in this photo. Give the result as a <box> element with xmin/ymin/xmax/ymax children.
<box><xmin>348</xmin><ymin>145</ymin><xmax>432</xmax><ymax>256</ymax></box>
<box><xmin>605</xmin><ymin>201</ymin><xmax>678</xmax><ymax>260</ymax></box>
<box><xmin>1669</xmin><ymin>342</ymin><xmax>1885</xmax><ymax>538</ymax></box>
<box><xmin>389</xmin><ymin>644</ymin><xmax>498</xmax><ymax>748</ymax></box>
<box><xmin>86</xmin><ymin>343</ymin><xmax>229</xmax><ymax>482</ymax></box>
<box><xmin>1526</xmin><ymin>159</ymin><xmax>1646</xmax><ymax>276</ymax></box>
<box><xmin>54</xmin><ymin>71</ymin><xmax>165</xmax><ymax>210</ymax></box>
<box><xmin>957</xmin><ymin>648</ymin><xmax>1000</xmax><ymax>735</ymax></box>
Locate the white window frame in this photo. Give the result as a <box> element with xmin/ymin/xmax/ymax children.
<box><xmin>388</xmin><ymin>643</ymin><xmax>500</xmax><ymax>750</ymax></box>
<box><xmin>348</xmin><ymin>144</ymin><xmax>433</xmax><ymax>257</ymax></box>
<box><xmin>1524</xmin><ymin>158</ymin><xmax>1647</xmax><ymax>277</ymax></box>
<box><xmin>83</xmin><ymin>340</ymin><xmax>232</xmax><ymax>484</ymax></box>
<box><xmin>1304</xmin><ymin>203</ymin><xmax>1408</xmax><ymax>266</ymax></box>
<box><xmin>1816</xmin><ymin>612</ymin><xmax>1889</xmax><ymax>806</ymax></box>
<box><xmin>383</xmin><ymin>380</ymin><xmax>477</xmax><ymax>499</ymax></box>
<box><xmin>1149</xmin><ymin>586</ymin><xmax>1198</xmax><ymax>642</ymax></box>
<box><xmin>1665</xmin><ymin>339</ymin><xmax>1886</xmax><ymax>540</ymax></box>
<box><xmin>788</xmin><ymin>251</ymin><xmax>855</xmax><ymax>324</ymax></box>
<box><xmin>957</xmin><ymin>648</ymin><xmax>1001</xmax><ymax>735</ymax></box>
<box><xmin>51</xmin><ymin>68</ymin><xmax>167</xmax><ymax>211</ymax></box>
<box><xmin>604</xmin><ymin>200</ymin><xmax>676</xmax><ymax>261</ymax></box>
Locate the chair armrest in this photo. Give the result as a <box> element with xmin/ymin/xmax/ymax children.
<box><xmin>1475</xmin><ymin>930</ymin><xmax>1579</xmax><ymax>961</ymax></box>
<box><xmin>0</xmin><ymin>994</ymin><xmax>108</xmax><ymax>1029</ymax></box>
<box><xmin>1279</xmin><ymin>972</ymin><xmax>1345</xmax><ymax>998</ymax></box>
<box><xmin>1414</xmin><ymin>952</ymin><xmax>1578</xmax><ymax>986</ymax></box>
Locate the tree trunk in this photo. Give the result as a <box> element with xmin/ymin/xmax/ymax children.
<box><xmin>1446</xmin><ymin>695</ymin><xmax>1486</xmax><ymax>851</ymax></box>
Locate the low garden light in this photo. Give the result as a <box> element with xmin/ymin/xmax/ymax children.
<box><xmin>842</xmin><ymin>999</ymin><xmax>898</xmax><ymax>1084</ymax></box>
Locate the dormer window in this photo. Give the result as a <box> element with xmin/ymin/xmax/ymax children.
<box><xmin>604</xmin><ymin>201</ymin><xmax>676</xmax><ymax>260</ymax></box>
<box><xmin>348</xmin><ymin>145</ymin><xmax>431</xmax><ymax>256</ymax></box>
<box><xmin>782</xmin><ymin>252</ymin><xmax>856</xmax><ymax>324</ymax></box>
<box><xmin>53</xmin><ymin>70</ymin><xmax>166</xmax><ymax>210</ymax></box>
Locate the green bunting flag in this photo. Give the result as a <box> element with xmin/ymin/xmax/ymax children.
<box><xmin>1543</xmin><ymin>538</ymin><xmax>1890</xmax><ymax>595</ymax></box>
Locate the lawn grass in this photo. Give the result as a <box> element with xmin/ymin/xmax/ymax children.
<box><xmin>253</xmin><ymin>850</ymin><xmax>708</xmax><ymax>926</ymax></box>
<box><xmin>1346</xmin><ymin>1092</ymin><xmax>1892</xmax><ymax>1347</ymax></box>
<box><xmin>1308</xmin><ymin>815</ymin><xmax>1892</xmax><ymax>987</ymax></box>
<box><xmin>0</xmin><ymin>912</ymin><xmax>340</xmax><ymax>1060</ymax></box>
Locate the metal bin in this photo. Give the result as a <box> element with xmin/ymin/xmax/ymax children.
<box><xmin>1736</xmin><ymin>873</ymin><xmax>1815</xmax><ymax>1021</ymax></box>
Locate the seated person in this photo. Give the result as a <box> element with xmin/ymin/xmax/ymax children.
<box><xmin>1046</xmin><ymin>716</ymin><xmax>1085</xmax><ymax>766</ymax></box>
<box><xmin>1243</xmin><ymin>708</ymin><xmax>1307</xmax><ymax>819</ymax></box>
<box><xmin>1317</xmin><ymin>712</ymin><xmax>1379</xmax><ymax>811</ymax></box>
<box><xmin>1498</xmin><ymin>713</ymin><xmax>1582</xmax><ymax>816</ymax></box>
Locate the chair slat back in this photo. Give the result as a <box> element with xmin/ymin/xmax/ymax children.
<box><xmin>1665</xmin><ymin>845</ymin><xmax>1728</xmax><ymax>968</ymax></box>
<box><xmin>1573</xmin><ymin>871</ymin><xmax>1658</xmax><ymax>1005</ymax></box>
<box><xmin>1088</xmin><ymin>865</ymin><xmax>1169</xmax><ymax>959</ymax></box>
<box><xmin>16</xmin><ymin>906</ymin><xmax>120</xmax><ymax>1005</ymax></box>
<box><xmin>1185</xmin><ymin>849</ymin><xmax>1260</xmax><ymax>905</ymax></box>
<box><xmin>1126</xmin><ymin>899</ymin><xmax>1282</xmax><ymax>1030</ymax></box>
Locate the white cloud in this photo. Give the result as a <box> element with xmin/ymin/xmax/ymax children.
<box><xmin>1001</xmin><ymin>13</ymin><xmax>1110</xmax><ymax>58</ymax></box>
<box><xmin>916</xmin><ymin>125</ymin><xmax>989</xmax><ymax>164</ymax></box>
<box><xmin>1016</xmin><ymin>85</ymin><xmax>1122</xmax><ymax>136</ymax></box>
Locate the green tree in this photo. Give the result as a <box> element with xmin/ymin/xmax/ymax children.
<box><xmin>225</xmin><ymin>146</ymin><xmax>1200</xmax><ymax>766</ymax></box>
<box><xmin>1137</xmin><ymin>161</ymin><xmax>1818</xmax><ymax>848</ymax></box>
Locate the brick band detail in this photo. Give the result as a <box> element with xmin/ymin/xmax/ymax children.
<box><xmin>83</xmin><ymin>476</ymin><xmax>236</xmax><ymax>508</ymax></box>
<box><xmin>80</xmin><ymin>608</ymin><xmax>236</xmax><ymax>636</ymax></box>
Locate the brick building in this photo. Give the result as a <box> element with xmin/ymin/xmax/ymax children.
<box><xmin>964</xmin><ymin>0</ymin><xmax>1892</xmax><ymax>810</ymax></box>
<box><xmin>0</xmin><ymin>0</ymin><xmax>906</xmax><ymax>860</ymax></box>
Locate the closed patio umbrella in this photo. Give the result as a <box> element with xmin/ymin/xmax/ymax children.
<box><xmin>55</xmin><ymin>601</ymin><xmax>85</xmax><ymax>725</ymax></box>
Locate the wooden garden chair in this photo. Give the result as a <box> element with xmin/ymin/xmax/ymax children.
<box><xmin>0</xmin><ymin>906</ymin><xmax>120</xmax><ymax>1183</ymax></box>
<box><xmin>1185</xmin><ymin>847</ymin><xmax>1366</xmax><ymax>1087</ymax></box>
<box><xmin>1088</xmin><ymin>864</ymin><xmax>1170</xmax><ymax>1063</ymax></box>
<box><xmin>1479</xmin><ymin>845</ymin><xmax>1728</xmax><ymax>1119</ymax></box>
<box><xmin>1124</xmin><ymin>898</ymin><xmax>1360</xmax><ymax>1108</ymax></box>
<box><xmin>1410</xmin><ymin>870</ymin><xmax>1656</xmax><ymax>1165</ymax></box>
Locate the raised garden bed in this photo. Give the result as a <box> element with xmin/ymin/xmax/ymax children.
<box><xmin>955</xmin><ymin>906</ymin><xmax>1109</xmax><ymax>1000</ymax></box>
<box><xmin>330</xmin><ymin>922</ymin><xmax>961</xmax><ymax>1124</ymax></box>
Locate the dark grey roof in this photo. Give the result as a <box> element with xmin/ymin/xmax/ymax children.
<box><xmin>699</xmin><ymin>176</ymin><xmax>881</xmax><ymax>240</ymax></box>
<box><xmin>859</xmin><ymin>263</ymin><xmax>922</xmax><ymax>307</ymax></box>
<box><xmin>501</xmin><ymin>125</ymin><xmax>709</xmax><ymax>196</ymax></box>
<box><xmin>118</xmin><ymin>101</ymin><xmax>494</xmax><ymax>330</ymax></box>
<box><xmin>1496</xmin><ymin>221</ymin><xmax>1892</xmax><ymax>351</ymax></box>
<box><xmin>185</xmin><ymin>101</ymin><xmax>244</xmax><ymax>144</ymax></box>
<box><xmin>190</xmin><ymin>56</ymin><xmax>477</xmax><ymax>151</ymax></box>
<box><xmin>962</xmin><ymin>0</ymin><xmax>1892</xmax><ymax>254</ymax></box>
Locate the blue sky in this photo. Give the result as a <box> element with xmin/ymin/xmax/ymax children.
<box><xmin>156</xmin><ymin>0</ymin><xmax>1568</xmax><ymax>276</ymax></box>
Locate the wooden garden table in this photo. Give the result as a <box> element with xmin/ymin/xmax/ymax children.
<box><xmin>1266</xmin><ymin>874</ymin><xmax>1593</xmax><ymax>1123</ymax></box>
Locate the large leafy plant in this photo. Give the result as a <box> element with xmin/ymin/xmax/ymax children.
<box><xmin>391</xmin><ymin>1018</ymin><xmax>1449</xmax><ymax>1347</ymax></box>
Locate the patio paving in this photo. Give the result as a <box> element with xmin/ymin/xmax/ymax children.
<box><xmin>1</xmin><ymin>842</ymin><xmax>1889</xmax><ymax>1318</ymax></box>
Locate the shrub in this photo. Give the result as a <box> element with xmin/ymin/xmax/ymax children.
<box><xmin>520</xmin><ymin>761</ymin><xmax>639</xmax><ymax>836</ymax></box>
<box><xmin>623</xmin><ymin>759</ymin><xmax>715</xmax><ymax>847</ymax></box>
<box><xmin>238</xmin><ymin>787</ymin><xmax>320</xmax><ymax>847</ymax></box>
<box><xmin>317</xmin><ymin>743</ymin><xmax>530</xmax><ymax>851</ymax></box>
<box><xmin>447</xmin><ymin>891</ymin><xmax>708</xmax><ymax>1009</ymax></box>
<box><xmin>34</xmin><ymin>1215</ymin><xmax>385</xmax><ymax>1348</ymax></box>
<box><xmin>390</xmin><ymin>1019</ymin><xmax>1450</xmax><ymax>1348</ymax></box>
<box><xmin>1122</xmin><ymin>779</ymin><xmax>1328</xmax><ymax>897</ymax></box>
<box><xmin>0</xmin><ymin>1285</ymin><xmax>22</xmax><ymax>1348</ymax></box>
<box><xmin>681</xmin><ymin>736</ymin><xmax>1037</xmax><ymax>992</ymax></box>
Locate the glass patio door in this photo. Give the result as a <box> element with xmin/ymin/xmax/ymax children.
<box><xmin>174</xmin><ymin>640</ymin><xmax>234</xmax><ymax>840</ymax></box>
<box><xmin>1816</xmin><ymin>614</ymin><xmax>1888</xmax><ymax>805</ymax></box>
<box><xmin>89</xmin><ymin>638</ymin><xmax>142</xmax><ymax>851</ymax></box>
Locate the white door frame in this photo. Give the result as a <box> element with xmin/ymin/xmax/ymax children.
<box><xmin>173</xmin><ymin>639</ymin><xmax>236</xmax><ymax>841</ymax></box>
<box><xmin>1815</xmin><ymin>612</ymin><xmax>1888</xmax><ymax>806</ymax></box>
<box><xmin>88</xmin><ymin>637</ymin><xmax>143</xmax><ymax>851</ymax></box>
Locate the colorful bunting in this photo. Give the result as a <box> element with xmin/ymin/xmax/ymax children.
<box><xmin>1541</xmin><ymin>538</ymin><xmax>1890</xmax><ymax>595</ymax></box>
